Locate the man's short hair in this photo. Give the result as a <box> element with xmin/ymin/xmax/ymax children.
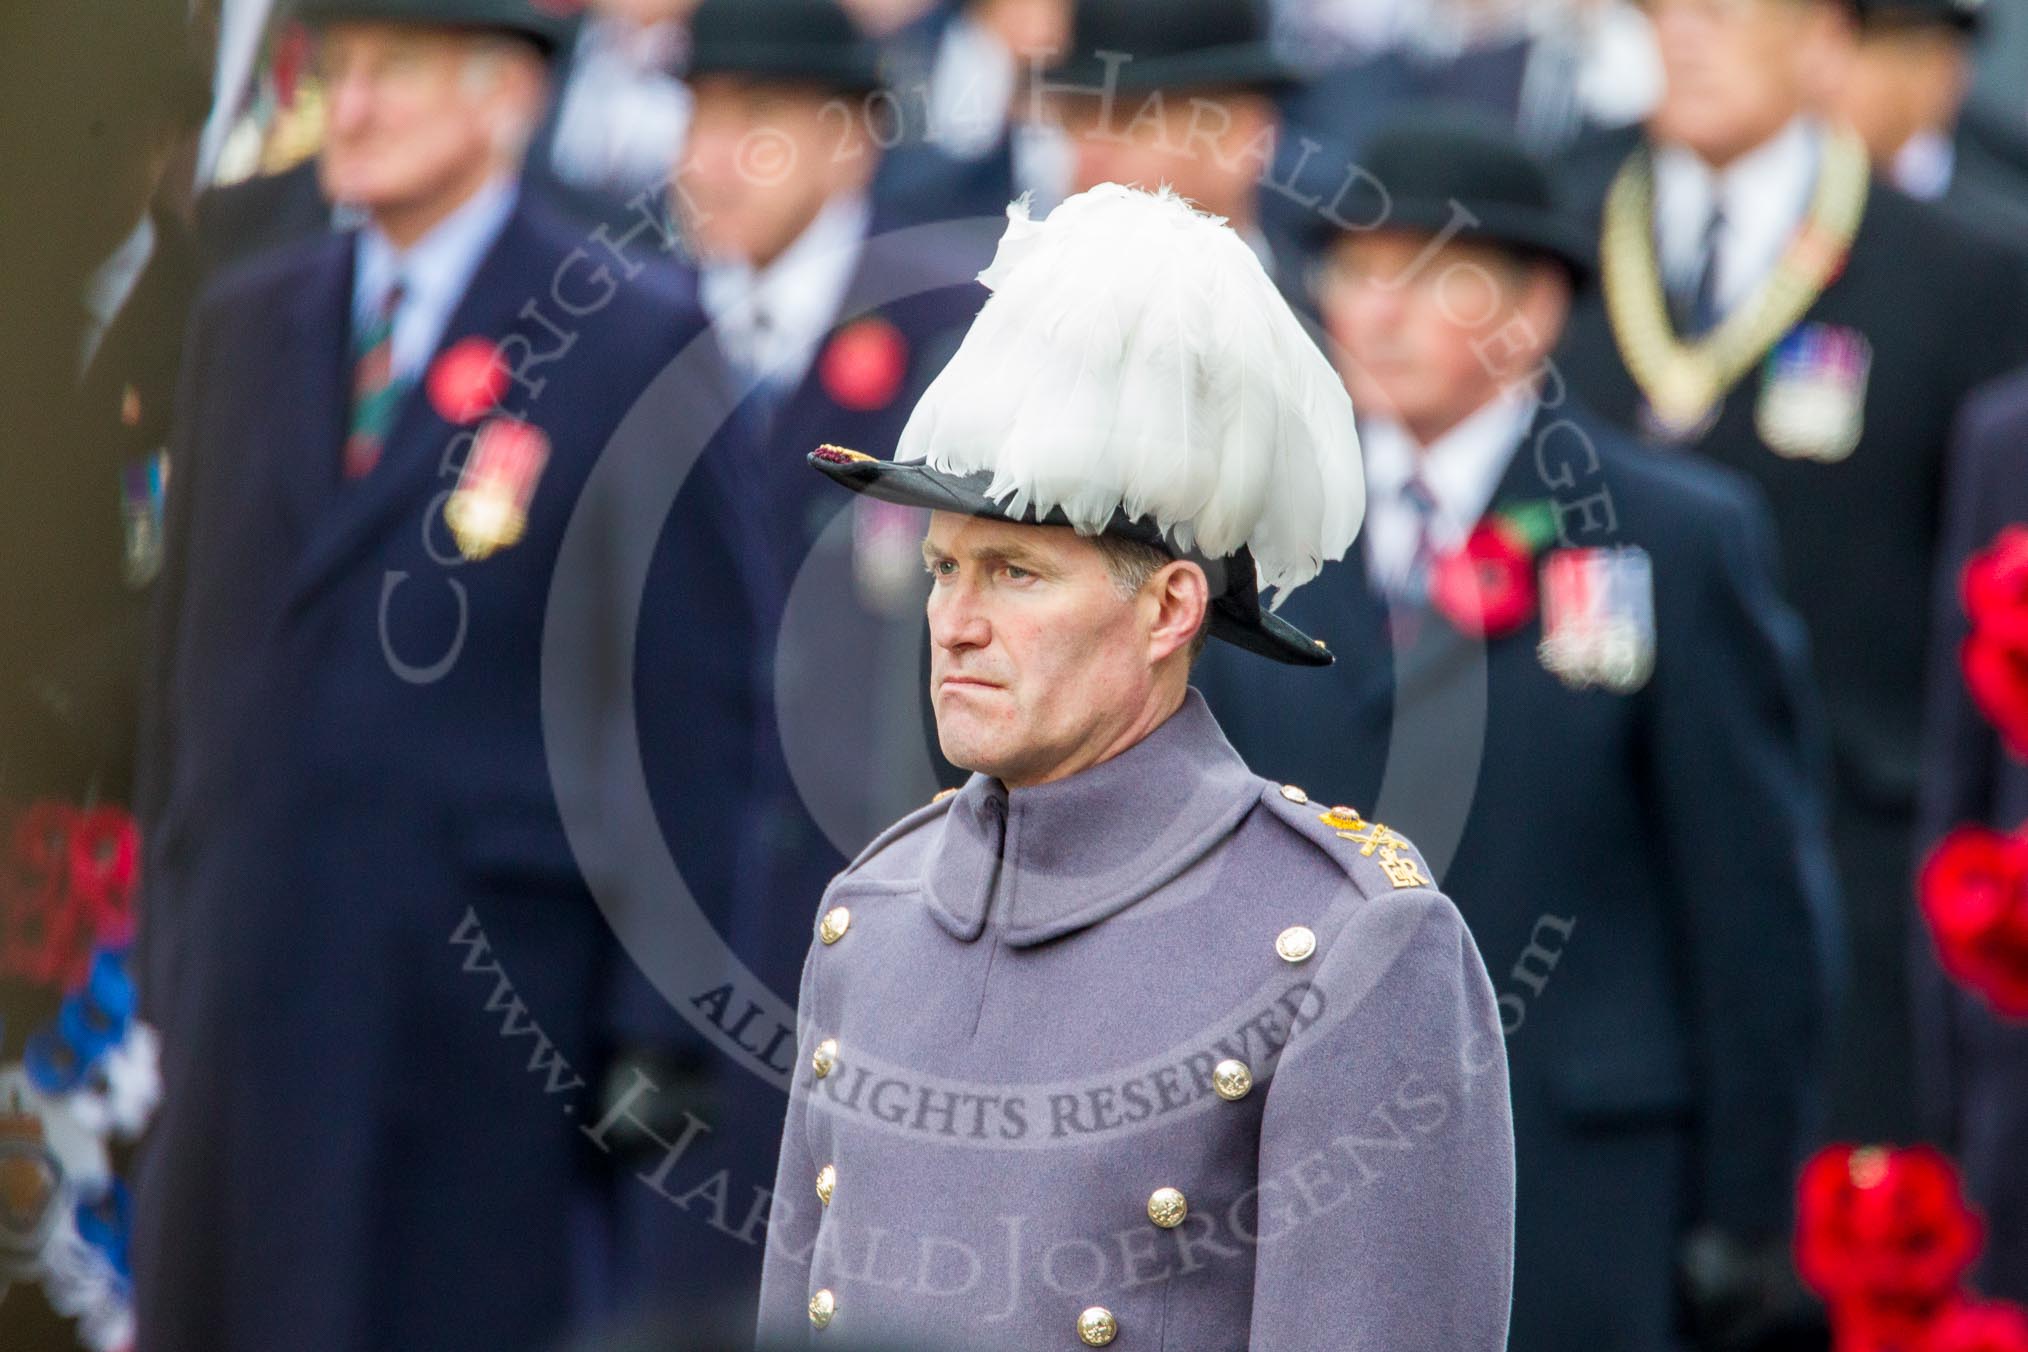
<box><xmin>1089</xmin><ymin>534</ymin><xmax>1212</xmax><ymax>664</ymax></box>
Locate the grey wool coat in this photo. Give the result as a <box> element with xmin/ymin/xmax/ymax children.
<box><xmin>755</xmin><ymin>691</ymin><xmax>1515</xmax><ymax>1351</ymax></box>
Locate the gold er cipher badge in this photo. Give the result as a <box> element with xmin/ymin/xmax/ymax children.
<box><xmin>1335</xmin><ymin>819</ymin><xmax>1431</xmax><ymax>890</ymax></box>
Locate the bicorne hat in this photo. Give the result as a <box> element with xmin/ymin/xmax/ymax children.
<box><xmin>809</xmin><ymin>184</ymin><xmax>1365</xmax><ymax>667</ymax></box>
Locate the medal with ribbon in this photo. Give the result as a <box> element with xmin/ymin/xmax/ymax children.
<box><xmin>1537</xmin><ymin>546</ymin><xmax>1657</xmax><ymax>694</ymax></box>
<box><xmin>444</xmin><ymin>417</ymin><xmax>550</xmax><ymax>561</ymax></box>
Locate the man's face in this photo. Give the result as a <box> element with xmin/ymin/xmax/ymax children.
<box><xmin>1832</xmin><ymin>27</ymin><xmax>1968</xmax><ymax>165</ymax></box>
<box><xmin>922</xmin><ymin>513</ymin><xmax>1159</xmax><ymax>788</ymax></box>
<box><xmin>676</xmin><ymin>76</ymin><xmax>871</xmax><ymax>269</ymax></box>
<box><xmin>1320</xmin><ymin>231</ymin><xmax>1564</xmax><ymax>442</ymax></box>
<box><xmin>317</xmin><ymin>24</ymin><xmax>531</xmax><ymax>213</ymax></box>
<box><xmin>973</xmin><ymin>0</ymin><xmax>1073</xmax><ymax>61</ymax></box>
<box><xmin>1646</xmin><ymin>0</ymin><xmax>1834</xmax><ymax>165</ymax></box>
<box><xmin>1056</xmin><ymin>89</ymin><xmax>1274</xmax><ymax>223</ymax></box>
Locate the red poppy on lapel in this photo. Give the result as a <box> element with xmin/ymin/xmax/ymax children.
<box><xmin>1428</xmin><ymin>505</ymin><xmax>1554</xmax><ymax>639</ymax></box>
<box><xmin>819</xmin><ymin>316</ymin><xmax>909</xmax><ymax>413</ymax></box>
<box><xmin>1795</xmin><ymin>1144</ymin><xmax>1984</xmax><ymax>1325</ymax></box>
<box><xmin>1922</xmin><ymin>1300</ymin><xmax>2028</xmax><ymax>1352</ymax></box>
<box><xmin>1919</xmin><ymin>824</ymin><xmax>2028</xmax><ymax>1018</ymax></box>
<box><xmin>1964</xmin><ymin>526</ymin><xmax>2028</xmax><ymax>651</ymax></box>
<box><xmin>427</xmin><ymin>337</ymin><xmax>512</xmax><ymax>425</ymax></box>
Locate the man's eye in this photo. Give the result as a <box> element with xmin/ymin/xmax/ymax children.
<box><xmin>927</xmin><ymin>559</ymin><xmax>955</xmax><ymax>576</ymax></box>
<box><xmin>1004</xmin><ymin>565</ymin><xmax>1030</xmax><ymax>580</ymax></box>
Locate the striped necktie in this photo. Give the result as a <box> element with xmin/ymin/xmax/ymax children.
<box><xmin>344</xmin><ymin>280</ymin><xmax>408</xmax><ymax>479</ymax></box>
<box><xmin>1388</xmin><ymin>473</ymin><xmax>1440</xmax><ymax>649</ymax></box>
<box><xmin>1397</xmin><ymin>473</ymin><xmax>1441</xmax><ymax>601</ymax></box>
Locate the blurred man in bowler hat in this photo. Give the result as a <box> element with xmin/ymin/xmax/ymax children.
<box><xmin>1198</xmin><ymin>109</ymin><xmax>1839</xmax><ymax>1352</ymax></box>
<box><xmin>1556</xmin><ymin>0</ymin><xmax>2028</xmax><ymax>1144</ymax></box>
<box><xmin>1828</xmin><ymin>0</ymin><xmax>2028</xmax><ymax>245</ymax></box>
<box><xmin>1042</xmin><ymin>0</ymin><xmax>1316</xmax><ymax>309</ymax></box>
<box><xmin>606</xmin><ymin>0</ymin><xmax>995</xmax><ymax>1328</ymax></box>
<box><xmin>130</xmin><ymin>1</ymin><xmax>743</xmax><ymax>1348</ymax></box>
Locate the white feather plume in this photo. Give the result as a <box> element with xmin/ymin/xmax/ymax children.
<box><xmin>895</xmin><ymin>184</ymin><xmax>1364</xmax><ymax>603</ymax></box>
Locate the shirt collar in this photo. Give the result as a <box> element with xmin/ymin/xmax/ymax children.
<box><xmin>920</xmin><ymin>690</ymin><xmax>1263</xmax><ymax>948</ymax></box>
<box><xmin>699</xmin><ymin>191</ymin><xmax>872</xmax><ymax>385</ymax></box>
<box><xmin>929</xmin><ymin>13</ymin><xmax>1017</xmax><ymax>158</ymax></box>
<box><xmin>1363</xmin><ymin>391</ymin><xmax>1537</xmax><ymax>527</ymax></box>
<box><xmin>352</xmin><ymin>174</ymin><xmax>519</xmax><ymax>370</ymax></box>
<box><xmin>1892</xmin><ymin>128</ymin><xmax>1955</xmax><ymax>201</ymax></box>
<box><xmin>1652</xmin><ymin>114</ymin><xmax>1819</xmax><ymax>309</ymax></box>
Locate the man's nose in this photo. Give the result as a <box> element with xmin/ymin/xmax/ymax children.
<box><xmin>326</xmin><ymin>65</ymin><xmax>377</xmax><ymax>137</ymax></box>
<box><xmin>927</xmin><ymin>583</ymin><xmax>991</xmax><ymax>652</ymax></box>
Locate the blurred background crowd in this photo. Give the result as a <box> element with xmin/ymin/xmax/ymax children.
<box><xmin>4</xmin><ymin>0</ymin><xmax>2028</xmax><ymax>1349</ymax></box>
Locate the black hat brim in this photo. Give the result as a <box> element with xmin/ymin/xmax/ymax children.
<box><xmin>1320</xmin><ymin>196</ymin><xmax>1597</xmax><ymax>287</ymax></box>
<box><xmin>685</xmin><ymin>45</ymin><xmax>883</xmax><ymax>94</ymax></box>
<box><xmin>292</xmin><ymin>0</ymin><xmax>572</xmax><ymax>56</ymax></box>
<box><xmin>809</xmin><ymin>448</ymin><xmax>1334</xmax><ymax>667</ymax></box>
<box><xmin>1047</xmin><ymin>42</ymin><xmax>1295</xmax><ymax>95</ymax></box>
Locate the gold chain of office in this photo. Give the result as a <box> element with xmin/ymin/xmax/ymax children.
<box><xmin>1600</xmin><ymin>127</ymin><xmax>1870</xmax><ymax>437</ymax></box>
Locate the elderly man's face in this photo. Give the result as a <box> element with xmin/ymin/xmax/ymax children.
<box><xmin>317</xmin><ymin>24</ymin><xmax>542</xmax><ymax>224</ymax></box>
<box><xmin>1320</xmin><ymin>231</ymin><xmax>1567</xmax><ymax>444</ymax></box>
<box><xmin>676</xmin><ymin>76</ymin><xmax>874</xmax><ymax>270</ymax></box>
<box><xmin>922</xmin><ymin>513</ymin><xmax>1168</xmax><ymax>788</ymax></box>
<box><xmin>1645</xmin><ymin>0</ymin><xmax>1845</xmax><ymax>166</ymax></box>
<box><xmin>1056</xmin><ymin>89</ymin><xmax>1275</xmax><ymax>224</ymax></box>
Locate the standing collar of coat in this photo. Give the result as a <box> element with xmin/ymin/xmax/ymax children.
<box><xmin>921</xmin><ymin>689</ymin><xmax>1263</xmax><ymax>947</ymax></box>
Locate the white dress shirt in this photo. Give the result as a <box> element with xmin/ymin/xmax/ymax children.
<box><xmin>1892</xmin><ymin>128</ymin><xmax>1956</xmax><ymax>201</ymax></box>
<box><xmin>548</xmin><ymin>15</ymin><xmax>693</xmax><ymax>201</ymax></box>
<box><xmin>351</xmin><ymin>175</ymin><xmax>518</xmax><ymax>383</ymax></box>
<box><xmin>1652</xmin><ymin>116</ymin><xmax>1820</xmax><ymax>320</ymax></box>
<box><xmin>700</xmin><ymin>192</ymin><xmax>871</xmax><ymax>393</ymax></box>
<box><xmin>1360</xmin><ymin>391</ymin><xmax>1539</xmax><ymax>594</ymax></box>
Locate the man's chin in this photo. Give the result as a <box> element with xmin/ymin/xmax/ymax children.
<box><xmin>933</xmin><ymin>719</ymin><xmax>1014</xmax><ymax>783</ymax></box>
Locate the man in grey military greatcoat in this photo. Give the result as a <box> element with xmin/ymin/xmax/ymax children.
<box><xmin>754</xmin><ymin>183</ymin><xmax>1516</xmax><ymax>1351</ymax></box>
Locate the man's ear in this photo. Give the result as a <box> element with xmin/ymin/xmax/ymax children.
<box><xmin>1147</xmin><ymin>559</ymin><xmax>1211</xmax><ymax>665</ymax></box>
<box><xmin>1509</xmin><ymin>262</ymin><xmax>1572</xmax><ymax>375</ymax></box>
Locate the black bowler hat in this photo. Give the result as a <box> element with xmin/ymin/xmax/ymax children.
<box><xmin>1852</xmin><ymin>0</ymin><xmax>1985</xmax><ymax>32</ymax></box>
<box><xmin>1315</xmin><ymin>107</ymin><xmax>1596</xmax><ymax>285</ymax></box>
<box><xmin>686</xmin><ymin>0</ymin><xmax>884</xmax><ymax>95</ymax></box>
<box><xmin>292</xmin><ymin>0</ymin><xmax>575</xmax><ymax>55</ymax></box>
<box><xmin>1048</xmin><ymin>0</ymin><xmax>1291</xmax><ymax>95</ymax></box>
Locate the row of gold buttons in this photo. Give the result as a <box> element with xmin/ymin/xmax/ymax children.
<box><xmin>809</xmin><ymin>904</ymin><xmax>853</xmax><ymax>1330</ymax></box>
<box><xmin>1076</xmin><ymin>915</ymin><xmax>1314</xmax><ymax>1344</ymax></box>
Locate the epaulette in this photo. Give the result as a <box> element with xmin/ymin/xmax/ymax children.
<box><xmin>832</xmin><ymin>786</ymin><xmax>962</xmax><ymax>883</ymax></box>
<box><xmin>1255</xmin><ymin>780</ymin><xmax>1439</xmax><ymax>899</ymax></box>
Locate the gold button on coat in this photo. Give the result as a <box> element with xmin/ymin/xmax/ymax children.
<box><xmin>1147</xmin><ymin>1186</ymin><xmax>1188</xmax><ymax>1229</ymax></box>
<box><xmin>1213</xmin><ymin>1058</ymin><xmax>1254</xmax><ymax>1101</ymax></box>
<box><xmin>809</xmin><ymin>1289</ymin><xmax>835</xmax><ymax>1328</ymax></box>
<box><xmin>811</xmin><ymin>1037</ymin><xmax>838</xmax><ymax>1078</ymax></box>
<box><xmin>819</xmin><ymin>906</ymin><xmax>851</xmax><ymax>944</ymax></box>
<box><xmin>815</xmin><ymin>1164</ymin><xmax>836</xmax><ymax>1206</ymax></box>
<box><xmin>1275</xmin><ymin>925</ymin><xmax>1317</xmax><ymax>963</ymax></box>
<box><xmin>1077</xmin><ymin>1306</ymin><xmax>1119</xmax><ymax>1346</ymax></box>
<box><xmin>1278</xmin><ymin>784</ymin><xmax>1309</xmax><ymax>804</ymax></box>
